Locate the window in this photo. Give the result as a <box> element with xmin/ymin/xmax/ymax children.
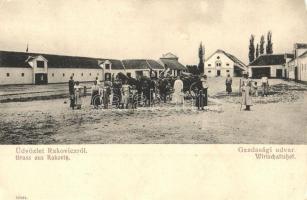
<box><xmin>52</xmin><ymin>73</ymin><xmax>54</xmax><ymax>77</ymax></box>
<box><xmin>6</xmin><ymin>73</ymin><xmax>10</xmax><ymax>77</ymax></box>
<box><xmin>97</xmin><ymin>73</ymin><xmax>99</xmax><ymax>76</ymax></box>
<box><xmin>21</xmin><ymin>73</ymin><xmax>24</xmax><ymax>77</ymax></box>
<box><xmin>226</xmin><ymin>63</ymin><xmax>229</xmax><ymax>66</ymax></box>
<box><xmin>72</xmin><ymin>73</ymin><xmax>74</xmax><ymax>76</ymax></box>
<box><xmin>216</xmin><ymin>62</ymin><xmax>221</xmax><ymax>67</ymax></box>
<box><xmin>89</xmin><ymin>73</ymin><xmax>92</xmax><ymax>76</ymax></box>
<box><xmin>81</xmin><ymin>73</ymin><xmax>83</xmax><ymax>77</ymax></box>
<box><xmin>127</xmin><ymin>72</ymin><xmax>131</xmax><ymax>77</ymax></box>
<box><xmin>105</xmin><ymin>64</ymin><xmax>110</xmax><ymax>70</ymax></box>
<box><xmin>63</xmin><ymin>73</ymin><xmax>65</xmax><ymax>77</ymax></box>
<box><xmin>37</xmin><ymin>61</ymin><xmax>44</xmax><ymax>68</ymax></box>
<box><xmin>217</xmin><ymin>56</ymin><xmax>220</xmax><ymax>59</ymax></box>
<box><xmin>208</xmin><ymin>64</ymin><xmax>211</xmax><ymax>66</ymax></box>
<box><xmin>208</xmin><ymin>70</ymin><xmax>211</xmax><ymax>73</ymax></box>
<box><xmin>226</xmin><ymin>70</ymin><xmax>230</xmax><ymax>72</ymax></box>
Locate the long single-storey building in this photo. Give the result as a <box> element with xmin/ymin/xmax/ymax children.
<box><xmin>248</xmin><ymin>54</ymin><xmax>294</xmax><ymax>78</ymax></box>
<box><xmin>0</xmin><ymin>50</ymin><xmax>126</xmax><ymax>85</ymax></box>
<box><xmin>285</xmin><ymin>43</ymin><xmax>307</xmax><ymax>82</ymax></box>
<box><xmin>0</xmin><ymin>50</ymin><xmax>187</xmax><ymax>85</ymax></box>
<box><xmin>204</xmin><ymin>49</ymin><xmax>247</xmax><ymax>77</ymax></box>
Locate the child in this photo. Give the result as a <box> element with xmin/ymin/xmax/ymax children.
<box><xmin>252</xmin><ymin>81</ymin><xmax>258</xmax><ymax>97</ymax></box>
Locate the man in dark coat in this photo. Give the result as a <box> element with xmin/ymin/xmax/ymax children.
<box><xmin>159</xmin><ymin>78</ymin><xmax>168</xmax><ymax>103</ymax></box>
<box><xmin>195</xmin><ymin>75</ymin><xmax>208</xmax><ymax>110</ymax></box>
<box><xmin>142</xmin><ymin>78</ymin><xmax>151</xmax><ymax>106</ymax></box>
<box><xmin>68</xmin><ymin>76</ymin><xmax>75</xmax><ymax>109</ymax></box>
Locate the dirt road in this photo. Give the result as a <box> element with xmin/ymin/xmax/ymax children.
<box><xmin>0</xmin><ymin>78</ymin><xmax>306</xmax><ymax>144</ymax></box>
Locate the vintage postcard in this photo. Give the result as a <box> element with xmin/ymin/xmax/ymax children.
<box><xmin>0</xmin><ymin>0</ymin><xmax>306</xmax><ymax>199</ymax></box>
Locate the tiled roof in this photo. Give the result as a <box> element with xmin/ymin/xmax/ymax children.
<box><xmin>0</xmin><ymin>50</ymin><xmax>124</xmax><ymax>69</ymax></box>
<box><xmin>0</xmin><ymin>51</ymin><xmax>32</xmax><ymax>68</ymax></box>
<box><xmin>249</xmin><ymin>54</ymin><xmax>286</xmax><ymax>66</ymax></box>
<box><xmin>159</xmin><ymin>58</ymin><xmax>186</xmax><ymax>70</ymax></box>
<box><xmin>161</xmin><ymin>52</ymin><xmax>178</xmax><ymax>59</ymax></box>
<box><xmin>121</xmin><ymin>59</ymin><xmax>164</xmax><ymax>70</ymax></box>
<box><xmin>295</xmin><ymin>43</ymin><xmax>307</xmax><ymax>49</ymax></box>
<box><xmin>122</xmin><ymin>59</ymin><xmax>150</xmax><ymax>69</ymax></box>
<box><xmin>43</xmin><ymin>54</ymin><xmax>100</xmax><ymax>69</ymax></box>
<box><xmin>223</xmin><ymin>52</ymin><xmax>247</xmax><ymax>70</ymax></box>
<box><xmin>298</xmin><ymin>50</ymin><xmax>307</xmax><ymax>58</ymax></box>
<box><xmin>146</xmin><ymin>59</ymin><xmax>164</xmax><ymax>69</ymax></box>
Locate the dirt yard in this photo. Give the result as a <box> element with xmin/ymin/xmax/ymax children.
<box><xmin>0</xmin><ymin>78</ymin><xmax>306</xmax><ymax>144</ymax></box>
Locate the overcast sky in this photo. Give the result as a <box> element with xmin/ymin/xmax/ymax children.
<box><xmin>0</xmin><ymin>0</ymin><xmax>306</xmax><ymax>65</ymax></box>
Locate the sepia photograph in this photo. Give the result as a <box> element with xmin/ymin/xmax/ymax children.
<box><xmin>0</xmin><ymin>0</ymin><xmax>306</xmax><ymax>144</ymax></box>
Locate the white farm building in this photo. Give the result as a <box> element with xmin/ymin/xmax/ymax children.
<box><xmin>204</xmin><ymin>49</ymin><xmax>247</xmax><ymax>77</ymax></box>
<box><xmin>0</xmin><ymin>51</ymin><xmax>186</xmax><ymax>85</ymax></box>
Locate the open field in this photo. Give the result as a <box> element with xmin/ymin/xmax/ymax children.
<box><xmin>0</xmin><ymin>78</ymin><xmax>306</xmax><ymax>144</ymax></box>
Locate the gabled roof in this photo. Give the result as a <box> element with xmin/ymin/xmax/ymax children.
<box><xmin>122</xmin><ymin>59</ymin><xmax>164</xmax><ymax>70</ymax></box>
<box><xmin>0</xmin><ymin>50</ymin><xmax>124</xmax><ymax>69</ymax></box>
<box><xmin>298</xmin><ymin>50</ymin><xmax>307</xmax><ymax>59</ymax></box>
<box><xmin>159</xmin><ymin>58</ymin><xmax>186</xmax><ymax>70</ymax></box>
<box><xmin>249</xmin><ymin>54</ymin><xmax>286</xmax><ymax>66</ymax></box>
<box><xmin>206</xmin><ymin>49</ymin><xmax>247</xmax><ymax>70</ymax></box>
<box><xmin>146</xmin><ymin>59</ymin><xmax>164</xmax><ymax>70</ymax></box>
<box><xmin>161</xmin><ymin>52</ymin><xmax>178</xmax><ymax>59</ymax></box>
<box><xmin>295</xmin><ymin>43</ymin><xmax>307</xmax><ymax>49</ymax></box>
<box><xmin>285</xmin><ymin>53</ymin><xmax>294</xmax><ymax>59</ymax></box>
<box><xmin>122</xmin><ymin>59</ymin><xmax>150</xmax><ymax>70</ymax></box>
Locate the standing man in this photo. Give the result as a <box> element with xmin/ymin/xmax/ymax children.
<box><xmin>172</xmin><ymin>76</ymin><xmax>184</xmax><ymax>105</ymax></box>
<box><xmin>68</xmin><ymin>76</ymin><xmax>75</xmax><ymax>110</ymax></box>
<box><xmin>240</xmin><ymin>72</ymin><xmax>253</xmax><ymax>111</ymax></box>
<box><xmin>225</xmin><ymin>74</ymin><xmax>232</xmax><ymax>95</ymax></box>
<box><xmin>196</xmin><ymin>75</ymin><xmax>209</xmax><ymax>110</ymax></box>
<box><xmin>261</xmin><ymin>74</ymin><xmax>269</xmax><ymax>97</ymax></box>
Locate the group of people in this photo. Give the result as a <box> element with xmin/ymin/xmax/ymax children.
<box><xmin>68</xmin><ymin>72</ymin><xmax>270</xmax><ymax>111</ymax></box>
<box><xmin>68</xmin><ymin>74</ymin><xmax>210</xmax><ymax>110</ymax></box>
<box><xmin>226</xmin><ymin>73</ymin><xmax>269</xmax><ymax>111</ymax></box>
<box><xmin>68</xmin><ymin>76</ymin><xmax>83</xmax><ymax>110</ymax></box>
<box><xmin>90</xmin><ymin>78</ymin><xmax>140</xmax><ymax>109</ymax></box>
<box><xmin>171</xmin><ymin>75</ymin><xmax>209</xmax><ymax>110</ymax></box>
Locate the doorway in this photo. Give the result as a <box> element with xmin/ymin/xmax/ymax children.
<box><xmin>35</xmin><ymin>73</ymin><xmax>48</xmax><ymax>84</ymax></box>
<box><xmin>276</xmin><ymin>69</ymin><xmax>283</xmax><ymax>78</ymax></box>
<box><xmin>217</xmin><ymin>70</ymin><xmax>221</xmax><ymax>76</ymax></box>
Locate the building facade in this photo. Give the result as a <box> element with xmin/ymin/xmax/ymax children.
<box><xmin>0</xmin><ymin>51</ymin><xmax>189</xmax><ymax>85</ymax></box>
<box><xmin>204</xmin><ymin>49</ymin><xmax>247</xmax><ymax>77</ymax></box>
<box><xmin>248</xmin><ymin>54</ymin><xmax>293</xmax><ymax>78</ymax></box>
<box><xmin>0</xmin><ymin>51</ymin><xmax>125</xmax><ymax>85</ymax></box>
<box><xmin>285</xmin><ymin>43</ymin><xmax>307</xmax><ymax>82</ymax></box>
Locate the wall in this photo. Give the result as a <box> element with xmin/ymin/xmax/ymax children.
<box><xmin>48</xmin><ymin>68</ymin><xmax>102</xmax><ymax>83</ymax></box>
<box><xmin>205</xmin><ymin>52</ymin><xmax>234</xmax><ymax>77</ymax></box>
<box><xmin>0</xmin><ymin>67</ymin><xmax>33</xmax><ymax>85</ymax></box>
<box><xmin>287</xmin><ymin>61</ymin><xmax>296</xmax><ymax>80</ymax></box>
<box><xmin>249</xmin><ymin>65</ymin><xmax>284</xmax><ymax>78</ymax></box>
<box><xmin>298</xmin><ymin>57</ymin><xmax>307</xmax><ymax>81</ymax></box>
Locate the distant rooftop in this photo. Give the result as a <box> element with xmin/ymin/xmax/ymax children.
<box><xmin>295</xmin><ymin>43</ymin><xmax>307</xmax><ymax>49</ymax></box>
<box><xmin>249</xmin><ymin>54</ymin><xmax>286</xmax><ymax>66</ymax></box>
